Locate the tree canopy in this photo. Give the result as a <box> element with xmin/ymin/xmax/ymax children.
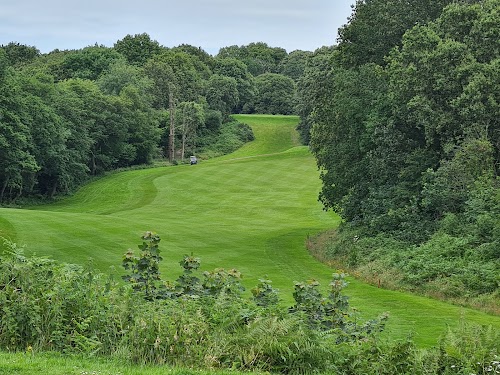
<box><xmin>302</xmin><ymin>0</ymin><xmax>499</xmax><ymax>304</ymax></box>
<box><xmin>306</xmin><ymin>0</ymin><xmax>498</xmax><ymax>238</ymax></box>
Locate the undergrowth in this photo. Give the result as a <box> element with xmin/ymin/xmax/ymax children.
<box><xmin>307</xmin><ymin>226</ymin><xmax>500</xmax><ymax>315</ymax></box>
<box><xmin>1</xmin><ymin>233</ymin><xmax>498</xmax><ymax>374</ymax></box>
<box><xmin>197</xmin><ymin>120</ymin><xmax>254</xmax><ymax>159</ymax></box>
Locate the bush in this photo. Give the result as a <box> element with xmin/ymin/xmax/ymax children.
<box><xmin>197</xmin><ymin>120</ymin><xmax>255</xmax><ymax>158</ymax></box>
<box><xmin>327</xmin><ymin>323</ymin><xmax>499</xmax><ymax>375</ymax></box>
<box><xmin>1</xmin><ymin>234</ymin><xmax>498</xmax><ymax>373</ymax></box>
<box><xmin>0</xmin><ymin>239</ymin><xmax>132</xmax><ymax>354</ymax></box>
<box><xmin>0</xmin><ymin>233</ymin><xmax>391</xmax><ymax>373</ymax></box>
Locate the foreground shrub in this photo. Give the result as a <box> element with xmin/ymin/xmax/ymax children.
<box><xmin>1</xmin><ymin>233</ymin><xmax>497</xmax><ymax>374</ymax></box>
<box><xmin>327</xmin><ymin>323</ymin><xmax>499</xmax><ymax>375</ymax></box>
<box><xmin>212</xmin><ymin>315</ymin><xmax>335</xmax><ymax>373</ymax></box>
<box><xmin>0</xmin><ymin>233</ymin><xmax>388</xmax><ymax>373</ymax></box>
<box><xmin>0</xmin><ymin>239</ymin><xmax>133</xmax><ymax>354</ymax></box>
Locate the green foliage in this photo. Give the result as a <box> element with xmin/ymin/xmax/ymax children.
<box><xmin>0</xmin><ymin>49</ymin><xmax>164</xmax><ymax>202</ymax></box>
<box><xmin>336</xmin><ymin>0</ymin><xmax>454</xmax><ymax>67</ymax></box>
<box><xmin>114</xmin><ymin>230</ymin><xmax>388</xmax><ymax>373</ymax></box>
<box><xmin>217</xmin><ymin>42</ymin><xmax>287</xmax><ymax>76</ymax></box>
<box><xmin>0</xmin><ymin>61</ymin><xmax>39</xmax><ymax>202</ymax></box>
<box><xmin>201</xmin><ymin>268</ymin><xmax>244</xmax><ymax>297</ymax></box>
<box><xmin>97</xmin><ymin>59</ymin><xmax>153</xmax><ymax>97</ymax></box>
<box><xmin>122</xmin><ymin>233</ymin><xmax>386</xmax><ymax>338</ymax></box>
<box><xmin>312</xmin><ymin>0</ymin><xmax>500</xmax><ymax>302</ymax></box>
<box><xmin>0</xmin><ymin>238</ymin><xmax>129</xmax><ymax>354</ymax></box>
<box><xmin>421</xmin><ymin>139</ymin><xmax>495</xmax><ymax>217</ymax></box>
<box><xmin>57</xmin><ymin>45</ymin><xmax>124</xmax><ymax>81</ymax></box>
<box><xmin>432</xmin><ymin>322</ymin><xmax>500</xmax><ymax>375</ymax></box>
<box><xmin>253</xmin><ymin>73</ymin><xmax>297</xmax><ymax>115</ymax></box>
<box><xmin>143</xmin><ymin>56</ymin><xmax>177</xmax><ymax>110</ymax></box>
<box><xmin>151</xmin><ymin>50</ymin><xmax>205</xmax><ymax>103</ymax></box>
<box><xmin>172</xmin><ymin>44</ymin><xmax>215</xmax><ymax>73</ymax></box>
<box><xmin>1</xmin><ymin>33</ymin><xmax>314</xmax><ymax>204</ymax></box>
<box><xmin>2</xmin><ymin>234</ymin><xmax>498</xmax><ymax>374</ymax></box>
<box><xmin>290</xmin><ymin>274</ymin><xmax>388</xmax><ymax>341</ymax></box>
<box><xmin>203</xmin><ymin>108</ymin><xmax>223</xmax><ymax>132</ymax></box>
<box><xmin>197</xmin><ymin>120</ymin><xmax>254</xmax><ymax>158</ymax></box>
<box><xmin>122</xmin><ymin>231</ymin><xmax>162</xmax><ymax>299</ymax></box>
<box><xmin>319</xmin><ymin>223</ymin><xmax>499</xmax><ymax>311</ymax></box>
<box><xmin>205</xmin><ymin>74</ymin><xmax>239</xmax><ymax>121</ymax></box>
<box><xmin>0</xmin><ymin>233</ymin><xmax>391</xmax><ymax>373</ymax></box>
<box><xmin>295</xmin><ymin>46</ymin><xmax>336</xmax><ymax>144</ymax></box>
<box><xmin>306</xmin><ymin>0</ymin><xmax>500</xmax><ymax>267</ymax></box>
<box><xmin>1</xmin><ymin>42</ymin><xmax>40</xmax><ymax>66</ymax></box>
<box><xmin>114</xmin><ymin>33</ymin><xmax>162</xmax><ymax>66</ymax></box>
<box><xmin>213</xmin><ymin>57</ymin><xmax>255</xmax><ymax>113</ymax></box>
<box><xmin>251</xmin><ymin>277</ymin><xmax>280</xmax><ymax>307</ymax></box>
<box><xmin>309</xmin><ymin>62</ymin><xmax>387</xmax><ymax>222</ymax></box>
<box><xmin>122</xmin><ymin>233</ymin><xmax>247</xmax><ymax>300</ymax></box>
<box><xmin>279</xmin><ymin>50</ymin><xmax>313</xmax><ymax>82</ymax></box>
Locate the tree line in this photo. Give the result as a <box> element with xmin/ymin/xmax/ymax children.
<box><xmin>0</xmin><ymin>37</ymin><xmax>304</xmax><ymax>203</ymax></box>
<box><xmin>302</xmin><ymin>0</ymin><xmax>499</xmax><ymax>309</ymax></box>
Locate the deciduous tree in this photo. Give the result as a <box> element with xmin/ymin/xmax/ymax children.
<box><xmin>253</xmin><ymin>73</ymin><xmax>296</xmax><ymax>115</ymax></box>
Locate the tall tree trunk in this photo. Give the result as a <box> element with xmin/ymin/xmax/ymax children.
<box><xmin>168</xmin><ymin>91</ymin><xmax>175</xmax><ymax>162</ymax></box>
<box><xmin>181</xmin><ymin>131</ymin><xmax>186</xmax><ymax>162</ymax></box>
<box><xmin>0</xmin><ymin>177</ymin><xmax>9</xmax><ymax>202</ymax></box>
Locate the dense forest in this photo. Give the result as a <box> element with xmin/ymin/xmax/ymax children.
<box><xmin>0</xmin><ymin>37</ymin><xmax>301</xmax><ymax>202</ymax></box>
<box><xmin>301</xmin><ymin>0</ymin><xmax>499</xmax><ymax>312</ymax></box>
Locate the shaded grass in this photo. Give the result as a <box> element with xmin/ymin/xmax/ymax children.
<box><xmin>0</xmin><ymin>115</ymin><xmax>498</xmax><ymax>348</ymax></box>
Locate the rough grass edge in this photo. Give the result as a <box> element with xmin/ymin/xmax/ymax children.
<box><xmin>306</xmin><ymin>229</ymin><xmax>500</xmax><ymax>316</ymax></box>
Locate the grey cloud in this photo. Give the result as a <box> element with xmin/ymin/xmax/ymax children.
<box><xmin>1</xmin><ymin>0</ymin><xmax>354</xmax><ymax>53</ymax></box>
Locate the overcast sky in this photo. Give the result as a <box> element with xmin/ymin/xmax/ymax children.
<box><xmin>0</xmin><ymin>0</ymin><xmax>355</xmax><ymax>55</ymax></box>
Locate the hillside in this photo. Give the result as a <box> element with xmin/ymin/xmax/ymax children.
<box><xmin>0</xmin><ymin>115</ymin><xmax>498</xmax><ymax>348</ymax></box>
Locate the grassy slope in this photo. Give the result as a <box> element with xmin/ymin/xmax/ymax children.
<box><xmin>0</xmin><ymin>114</ymin><xmax>498</xmax><ymax>348</ymax></box>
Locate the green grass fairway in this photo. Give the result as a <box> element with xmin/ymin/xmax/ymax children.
<box><xmin>0</xmin><ymin>114</ymin><xmax>498</xmax><ymax>347</ymax></box>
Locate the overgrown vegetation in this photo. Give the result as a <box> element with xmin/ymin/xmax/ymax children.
<box><xmin>0</xmin><ymin>233</ymin><xmax>385</xmax><ymax>373</ymax></box>
<box><xmin>301</xmin><ymin>0</ymin><xmax>500</xmax><ymax>310</ymax></box>
<box><xmin>1</xmin><ymin>234</ymin><xmax>498</xmax><ymax>374</ymax></box>
<box><xmin>308</xmin><ymin>226</ymin><xmax>499</xmax><ymax>315</ymax></box>
<box><xmin>197</xmin><ymin>119</ymin><xmax>255</xmax><ymax>159</ymax></box>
